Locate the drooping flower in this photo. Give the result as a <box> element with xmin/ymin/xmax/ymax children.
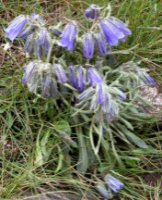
<box><xmin>54</xmin><ymin>64</ymin><xmax>67</xmax><ymax>84</ymax></box>
<box><xmin>22</xmin><ymin>61</ymin><xmax>38</xmax><ymax>84</ymax></box>
<box><xmin>95</xmin><ymin>32</ymin><xmax>107</xmax><ymax>56</ymax></box>
<box><xmin>5</xmin><ymin>15</ymin><xmax>29</xmax><ymax>42</ymax></box>
<box><xmin>87</xmin><ymin>68</ymin><xmax>103</xmax><ymax>86</ymax></box>
<box><xmin>22</xmin><ymin>60</ymin><xmax>58</xmax><ymax>98</ymax></box>
<box><xmin>84</xmin><ymin>4</ymin><xmax>101</xmax><ymax>20</ymax></box>
<box><xmin>100</xmin><ymin>17</ymin><xmax>131</xmax><ymax>46</ymax></box>
<box><xmin>143</xmin><ymin>74</ymin><xmax>156</xmax><ymax>87</ymax></box>
<box><xmin>77</xmin><ymin>67</ymin><xmax>85</xmax><ymax>92</ymax></box>
<box><xmin>68</xmin><ymin>65</ymin><xmax>85</xmax><ymax>92</ymax></box>
<box><xmin>83</xmin><ymin>32</ymin><xmax>94</xmax><ymax>59</ymax></box>
<box><xmin>137</xmin><ymin>69</ymin><xmax>156</xmax><ymax>87</ymax></box>
<box><xmin>60</xmin><ymin>21</ymin><xmax>77</xmax><ymax>51</ymax></box>
<box><xmin>36</xmin><ymin>27</ymin><xmax>51</xmax><ymax>55</ymax></box>
<box><xmin>18</xmin><ymin>26</ymin><xmax>34</xmax><ymax>38</ymax></box>
<box><xmin>24</xmin><ymin>27</ymin><xmax>51</xmax><ymax>57</ymax></box>
<box><xmin>41</xmin><ymin>75</ymin><xmax>58</xmax><ymax>98</ymax></box>
<box><xmin>24</xmin><ymin>33</ymin><xmax>35</xmax><ymax>54</ymax></box>
<box><xmin>104</xmin><ymin>174</ymin><xmax>124</xmax><ymax>193</ymax></box>
<box><xmin>97</xmin><ymin>84</ymin><xmax>108</xmax><ymax>106</ymax></box>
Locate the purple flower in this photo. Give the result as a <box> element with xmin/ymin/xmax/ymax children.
<box><xmin>24</xmin><ymin>28</ymin><xmax>51</xmax><ymax>57</ymax></box>
<box><xmin>83</xmin><ymin>33</ymin><xmax>94</xmax><ymax>59</ymax></box>
<box><xmin>110</xmin><ymin>16</ymin><xmax>132</xmax><ymax>36</ymax></box>
<box><xmin>37</xmin><ymin>27</ymin><xmax>51</xmax><ymax>55</ymax></box>
<box><xmin>137</xmin><ymin>69</ymin><xmax>156</xmax><ymax>87</ymax></box>
<box><xmin>68</xmin><ymin>66</ymin><xmax>85</xmax><ymax>92</ymax></box>
<box><xmin>18</xmin><ymin>26</ymin><xmax>33</xmax><ymax>38</ymax></box>
<box><xmin>25</xmin><ymin>33</ymin><xmax>34</xmax><ymax>54</ymax></box>
<box><xmin>104</xmin><ymin>174</ymin><xmax>124</xmax><ymax>193</ymax></box>
<box><xmin>143</xmin><ymin>74</ymin><xmax>156</xmax><ymax>87</ymax></box>
<box><xmin>60</xmin><ymin>21</ymin><xmax>77</xmax><ymax>51</ymax></box>
<box><xmin>100</xmin><ymin>17</ymin><xmax>131</xmax><ymax>46</ymax></box>
<box><xmin>84</xmin><ymin>4</ymin><xmax>101</xmax><ymax>20</ymax></box>
<box><xmin>41</xmin><ymin>75</ymin><xmax>58</xmax><ymax>98</ymax></box>
<box><xmin>77</xmin><ymin>67</ymin><xmax>85</xmax><ymax>92</ymax></box>
<box><xmin>5</xmin><ymin>15</ymin><xmax>29</xmax><ymax>42</ymax></box>
<box><xmin>97</xmin><ymin>84</ymin><xmax>108</xmax><ymax>106</ymax></box>
<box><xmin>22</xmin><ymin>61</ymin><xmax>37</xmax><ymax>84</ymax></box>
<box><xmin>54</xmin><ymin>64</ymin><xmax>67</xmax><ymax>84</ymax></box>
<box><xmin>95</xmin><ymin>32</ymin><xmax>107</xmax><ymax>56</ymax></box>
<box><xmin>88</xmin><ymin>68</ymin><xmax>103</xmax><ymax>86</ymax></box>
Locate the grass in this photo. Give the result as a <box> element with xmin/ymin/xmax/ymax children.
<box><xmin>0</xmin><ymin>0</ymin><xmax>162</xmax><ymax>199</ymax></box>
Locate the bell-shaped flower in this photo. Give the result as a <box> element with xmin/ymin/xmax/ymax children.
<box><xmin>60</xmin><ymin>21</ymin><xmax>77</xmax><ymax>51</ymax></box>
<box><xmin>95</xmin><ymin>32</ymin><xmax>107</xmax><ymax>56</ymax></box>
<box><xmin>68</xmin><ymin>65</ymin><xmax>85</xmax><ymax>93</ymax></box>
<box><xmin>41</xmin><ymin>75</ymin><xmax>58</xmax><ymax>98</ymax></box>
<box><xmin>37</xmin><ymin>27</ymin><xmax>51</xmax><ymax>55</ymax></box>
<box><xmin>87</xmin><ymin>68</ymin><xmax>103</xmax><ymax>86</ymax></box>
<box><xmin>4</xmin><ymin>15</ymin><xmax>29</xmax><ymax>42</ymax></box>
<box><xmin>24</xmin><ymin>27</ymin><xmax>51</xmax><ymax>58</ymax></box>
<box><xmin>137</xmin><ymin>69</ymin><xmax>156</xmax><ymax>87</ymax></box>
<box><xmin>84</xmin><ymin>4</ymin><xmax>101</xmax><ymax>20</ymax></box>
<box><xmin>82</xmin><ymin>32</ymin><xmax>94</xmax><ymax>59</ymax></box>
<box><xmin>100</xmin><ymin>17</ymin><xmax>131</xmax><ymax>46</ymax></box>
<box><xmin>104</xmin><ymin>174</ymin><xmax>124</xmax><ymax>193</ymax></box>
<box><xmin>24</xmin><ymin>33</ymin><xmax>35</xmax><ymax>54</ymax></box>
<box><xmin>54</xmin><ymin>64</ymin><xmax>67</xmax><ymax>84</ymax></box>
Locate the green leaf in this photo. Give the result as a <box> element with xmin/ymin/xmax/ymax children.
<box><xmin>77</xmin><ymin>130</ymin><xmax>89</xmax><ymax>173</ymax></box>
<box><xmin>124</xmin><ymin>130</ymin><xmax>148</xmax><ymax>148</ymax></box>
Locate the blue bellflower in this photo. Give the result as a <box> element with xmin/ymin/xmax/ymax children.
<box><xmin>24</xmin><ymin>33</ymin><xmax>34</xmax><ymax>54</ymax></box>
<box><xmin>60</xmin><ymin>21</ymin><xmax>77</xmax><ymax>51</ymax></box>
<box><xmin>24</xmin><ymin>27</ymin><xmax>51</xmax><ymax>58</ymax></box>
<box><xmin>83</xmin><ymin>33</ymin><xmax>94</xmax><ymax>59</ymax></box>
<box><xmin>41</xmin><ymin>75</ymin><xmax>58</xmax><ymax>98</ymax></box>
<box><xmin>95</xmin><ymin>32</ymin><xmax>107</xmax><ymax>56</ymax></box>
<box><xmin>136</xmin><ymin>68</ymin><xmax>156</xmax><ymax>87</ymax></box>
<box><xmin>22</xmin><ymin>61</ymin><xmax>37</xmax><ymax>84</ymax></box>
<box><xmin>68</xmin><ymin>65</ymin><xmax>85</xmax><ymax>92</ymax></box>
<box><xmin>5</xmin><ymin>15</ymin><xmax>29</xmax><ymax>42</ymax></box>
<box><xmin>104</xmin><ymin>174</ymin><xmax>124</xmax><ymax>193</ymax></box>
<box><xmin>36</xmin><ymin>27</ymin><xmax>51</xmax><ymax>56</ymax></box>
<box><xmin>87</xmin><ymin>68</ymin><xmax>103</xmax><ymax>86</ymax></box>
<box><xmin>54</xmin><ymin>64</ymin><xmax>67</xmax><ymax>84</ymax></box>
<box><xmin>143</xmin><ymin>74</ymin><xmax>156</xmax><ymax>87</ymax></box>
<box><xmin>84</xmin><ymin>4</ymin><xmax>101</xmax><ymax>20</ymax></box>
<box><xmin>100</xmin><ymin>17</ymin><xmax>131</xmax><ymax>46</ymax></box>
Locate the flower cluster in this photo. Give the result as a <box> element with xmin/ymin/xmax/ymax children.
<box><xmin>77</xmin><ymin>67</ymin><xmax>126</xmax><ymax>122</ymax></box>
<box><xmin>22</xmin><ymin>60</ymin><xmax>67</xmax><ymax>97</ymax></box>
<box><xmin>4</xmin><ymin>4</ymin><xmax>156</xmax><ymax>124</ymax></box>
<box><xmin>4</xmin><ymin>13</ymin><xmax>51</xmax><ymax>58</ymax></box>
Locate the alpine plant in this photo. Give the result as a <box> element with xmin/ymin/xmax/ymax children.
<box><xmin>4</xmin><ymin>4</ymin><xmax>156</xmax><ymax>198</ymax></box>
